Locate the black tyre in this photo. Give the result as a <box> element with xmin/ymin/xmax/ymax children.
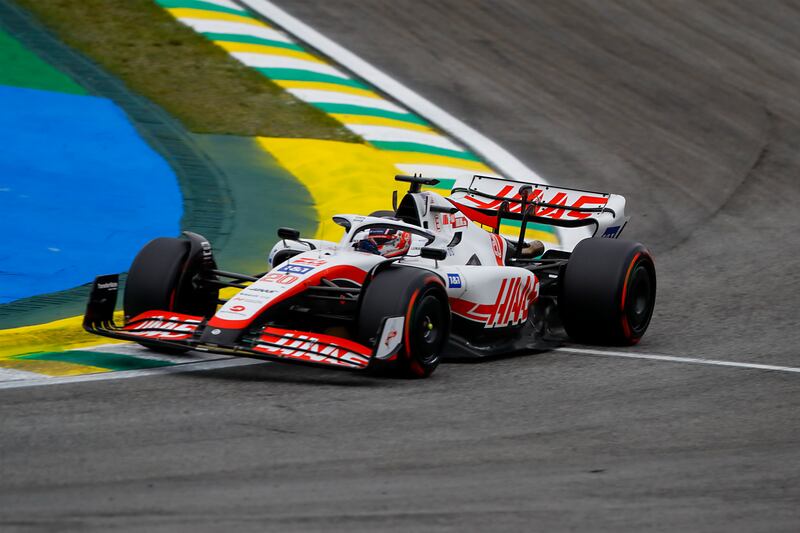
<box><xmin>271</xmin><ymin>249</ymin><xmax>301</xmax><ymax>268</ymax></box>
<box><xmin>560</xmin><ymin>238</ymin><xmax>656</xmax><ymax>345</ymax></box>
<box><xmin>358</xmin><ymin>267</ymin><xmax>449</xmax><ymax>378</ymax></box>
<box><xmin>124</xmin><ymin>234</ymin><xmax>219</xmax><ymax>352</ymax></box>
<box><xmin>368</xmin><ymin>210</ymin><xmax>396</xmax><ymax>218</ymax></box>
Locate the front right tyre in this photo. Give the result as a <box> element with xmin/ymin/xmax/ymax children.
<box><xmin>123</xmin><ymin>233</ymin><xmax>219</xmax><ymax>353</ymax></box>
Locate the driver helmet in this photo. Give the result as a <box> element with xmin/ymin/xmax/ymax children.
<box><xmin>355</xmin><ymin>227</ymin><xmax>412</xmax><ymax>257</ymax></box>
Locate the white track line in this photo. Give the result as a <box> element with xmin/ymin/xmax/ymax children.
<box><xmin>239</xmin><ymin>0</ymin><xmax>545</xmax><ymax>184</ymax></box>
<box><xmin>348</xmin><ymin>125</ymin><xmax>464</xmax><ymax>151</ymax></box>
<box><xmin>555</xmin><ymin>347</ymin><xmax>800</xmax><ymax>375</ymax></box>
<box><xmin>0</xmin><ymin>358</ymin><xmax>263</xmax><ymax>391</ymax></box>
<box><xmin>179</xmin><ymin>19</ymin><xmax>293</xmax><ymax>42</ymax></box>
<box><xmin>230</xmin><ymin>53</ymin><xmax>343</xmax><ymax>75</ymax></box>
<box><xmin>196</xmin><ymin>0</ymin><xmax>243</xmax><ymax>10</ymax></box>
<box><xmin>287</xmin><ymin>89</ymin><xmax>407</xmax><ymax>112</ymax></box>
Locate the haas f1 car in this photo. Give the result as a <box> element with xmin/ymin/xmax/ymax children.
<box><xmin>84</xmin><ymin>175</ymin><xmax>656</xmax><ymax>378</ymax></box>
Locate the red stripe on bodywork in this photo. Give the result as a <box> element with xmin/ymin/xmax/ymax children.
<box><xmin>207</xmin><ymin>265</ymin><xmax>367</xmax><ymax>330</ymax></box>
<box><xmin>448</xmin><ymin>199</ymin><xmax>500</xmax><ymax>229</ymax></box>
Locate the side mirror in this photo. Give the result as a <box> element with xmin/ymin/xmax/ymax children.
<box><xmin>420</xmin><ymin>247</ymin><xmax>447</xmax><ymax>261</ymax></box>
<box><xmin>277</xmin><ymin>227</ymin><xmax>300</xmax><ymax>240</ymax></box>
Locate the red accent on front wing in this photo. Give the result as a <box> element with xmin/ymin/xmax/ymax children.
<box><xmin>123</xmin><ymin>310</ymin><xmax>203</xmax><ymax>340</ymax></box>
<box><xmin>207</xmin><ymin>265</ymin><xmax>368</xmax><ymax>330</ymax></box>
<box><xmin>253</xmin><ymin>326</ymin><xmax>372</xmax><ymax>369</ymax></box>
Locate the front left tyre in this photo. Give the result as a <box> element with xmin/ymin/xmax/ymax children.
<box><xmin>358</xmin><ymin>266</ymin><xmax>450</xmax><ymax>378</ymax></box>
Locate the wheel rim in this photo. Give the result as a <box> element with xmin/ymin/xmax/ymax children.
<box><xmin>625</xmin><ymin>262</ymin><xmax>655</xmax><ymax>335</ymax></box>
<box><xmin>411</xmin><ymin>293</ymin><xmax>446</xmax><ymax>365</ymax></box>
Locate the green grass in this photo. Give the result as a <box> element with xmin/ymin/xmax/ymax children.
<box><xmin>14</xmin><ymin>0</ymin><xmax>360</xmax><ymax>141</ymax></box>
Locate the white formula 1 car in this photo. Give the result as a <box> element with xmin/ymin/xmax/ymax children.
<box><xmin>84</xmin><ymin>175</ymin><xmax>656</xmax><ymax>378</ymax></box>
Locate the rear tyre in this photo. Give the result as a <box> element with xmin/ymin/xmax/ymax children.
<box><xmin>124</xmin><ymin>234</ymin><xmax>219</xmax><ymax>353</ymax></box>
<box><xmin>560</xmin><ymin>238</ymin><xmax>656</xmax><ymax>345</ymax></box>
<box><xmin>358</xmin><ymin>267</ymin><xmax>449</xmax><ymax>378</ymax></box>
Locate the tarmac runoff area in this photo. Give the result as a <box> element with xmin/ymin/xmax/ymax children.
<box><xmin>2</xmin><ymin>1</ymin><xmax>800</xmax><ymax>531</ymax></box>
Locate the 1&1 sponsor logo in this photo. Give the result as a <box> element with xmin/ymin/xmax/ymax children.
<box><xmin>277</xmin><ymin>263</ymin><xmax>315</xmax><ymax>275</ymax></box>
<box><xmin>447</xmin><ymin>273</ymin><xmax>462</xmax><ymax>288</ymax></box>
<box><xmin>275</xmin><ymin>257</ymin><xmax>327</xmax><ymax>276</ymax></box>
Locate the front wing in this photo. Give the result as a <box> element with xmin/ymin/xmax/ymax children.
<box><xmin>83</xmin><ymin>275</ymin><xmax>401</xmax><ymax>371</ymax></box>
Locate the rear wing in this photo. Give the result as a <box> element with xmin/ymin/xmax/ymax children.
<box><xmin>447</xmin><ymin>175</ymin><xmax>629</xmax><ymax>243</ymax></box>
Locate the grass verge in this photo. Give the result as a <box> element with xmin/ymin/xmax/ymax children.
<box><xmin>14</xmin><ymin>0</ymin><xmax>360</xmax><ymax>141</ymax></box>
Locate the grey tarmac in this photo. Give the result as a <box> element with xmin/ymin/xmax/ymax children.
<box><xmin>2</xmin><ymin>1</ymin><xmax>799</xmax><ymax>531</ymax></box>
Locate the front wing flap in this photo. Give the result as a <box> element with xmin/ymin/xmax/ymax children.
<box><xmin>83</xmin><ymin>275</ymin><xmax>381</xmax><ymax>371</ymax></box>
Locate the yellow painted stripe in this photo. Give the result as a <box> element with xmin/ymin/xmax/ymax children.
<box><xmin>257</xmin><ymin>137</ymin><xmax>402</xmax><ymax>239</ymax></box>
<box><xmin>274</xmin><ymin>81</ymin><xmax>381</xmax><ymax>99</ymax></box>
<box><xmin>330</xmin><ymin>113</ymin><xmax>438</xmax><ymax>133</ymax></box>
<box><xmin>254</xmin><ymin>138</ymin><xmax>555</xmax><ymax>247</ymax></box>
<box><xmin>0</xmin><ymin>287</ymin><xmax>244</xmax><ymax>360</ymax></box>
<box><xmin>0</xmin><ymin>312</ymin><xmax>127</xmax><ymax>358</ymax></box>
<box><xmin>0</xmin><ymin>358</ymin><xmax>109</xmax><ymax>377</ymax></box>
<box><xmin>390</xmin><ymin>153</ymin><xmax>495</xmax><ymax>173</ymax></box>
<box><xmin>220</xmin><ymin>286</ymin><xmax>242</xmax><ymax>299</ymax></box>
<box><xmin>214</xmin><ymin>41</ymin><xmax>324</xmax><ymax>63</ymax></box>
<box><xmin>170</xmin><ymin>8</ymin><xmax>268</xmax><ymax>27</ymax></box>
<box><xmin>499</xmin><ymin>225</ymin><xmax>560</xmax><ymax>244</ymax></box>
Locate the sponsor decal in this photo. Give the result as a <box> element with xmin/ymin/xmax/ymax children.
<box><xmin>437</xmin><ymin>213</ymin><xmax>469</xmax><ymax>229</ymax></box>
<box><xmin>293</xmin><ymin>257</ymin><xmax>327</xmax><ymax>266</ymax></box>
<box><xmin>463</xmin><ymin>185</ymin><xmax>608</xmax><ymax>220</ymax></box>
<box><xmin>124</xmin><ymin>314</ymin><xmax>201</xmax><ymax>339</ymax></box>
<box><xmin>602</xmin><ymin>225</ymin><xmax>621</xmax><ymax>238</ymax></box>
<box><xmin>248</xmin><ymin>287</ymin><xmax>279</xmax><ymax>294</ymax></box>
<box><xmin>263</xmin><ymin>272</ymin><xmax>299</xmax><ymax>285</ymax></box>
<box><xmin>96</xmin><ymin>281</ymin><xmax>118</xmax><ymax>290</ymax></box>
<box><xmin>447</xmin><ymin>273</ymin><xmax>462</xmax><ymax>288</ymax></box>
<box><xmin>277</xmin><ymin>263</ymin><xmax>316</xmax><ymax>275</ymax></box>
<box><xmin>490</xmin><ymin>234</ymin><xmax>504</xmax><ymax>265</ymax></box>
<box><xmin>450</xmin><ymin>275</ymin><xmax>539</xmax><ymax>328</ymax></box>
<box><xmin>228</xmin><ymin>305</ymin><xmax>246</xmax><ymax>312</ymax></box>
<box><xmin>230</xmin><ymin>296</ymin><xmax>263</xmax><ymax>304</ymax></box>
<box><xmin>274</xmin><ymin>257</ymin><xmax>327</xmax><ymax>276</ymax></box>
<box><xmin>255</xmin><ymin>332</ymin><xmax>369</xmax><ymax>368</ymax></box>
<box><xmin>376</xmin><ymin>316</ymin><xmax>405</xmax><ymax>360</ymax></box>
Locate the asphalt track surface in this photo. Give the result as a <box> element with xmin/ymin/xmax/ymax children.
<box><xmin>3</xmin><ymin>2</ymin><xmax>800</xmax><ymax>531</ymax></box>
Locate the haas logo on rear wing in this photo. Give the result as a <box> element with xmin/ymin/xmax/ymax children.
<box><xmin>460</xmin><ymin>183</ymin><xmax>609</xmax><ymax>220</ymax></box>
<box><xmin>448</xmin><ymin>175</ymin><xmax>628</xmax><ymax>238</ymax></box>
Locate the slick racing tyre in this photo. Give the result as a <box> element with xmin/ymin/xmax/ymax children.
<box><xmin>559</xmin><ymin>238</ymin><xmax>656</xmax><ymax>345</ymax></box>
<box><xmin>124</xmin><ymin>233</ymin><xmax>219</xmax><ymax>353</ymax></box>
<box><xmin>358</xmin><ymin>267</ymin><xmax>450</xmax><ymax>378</ymax></box>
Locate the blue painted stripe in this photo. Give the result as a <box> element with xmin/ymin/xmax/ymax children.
<box><xmin>0</xmin><ymin>85</ymin><xmax>182</xmax><ymax>303</ymax></box>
